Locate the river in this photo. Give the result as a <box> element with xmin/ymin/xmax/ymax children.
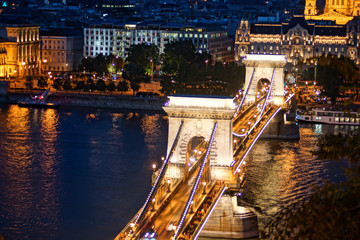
<box><xmin>0</xmin><ymin>104</ymin><xmax>356</xmax><ymax>240</ymax></box>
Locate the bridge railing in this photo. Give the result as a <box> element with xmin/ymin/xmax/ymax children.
<box><xmin>232</xmin><ymin>93</ymin><xmax>295</xmax><ymax>175</ymax></box>
<box><xmin>174</xmin><ymin>122</ymin><xmax>218</xmax><ymax>239</ymax></box>
<box><xmin>233</xmin><ymin>68</ymin><xmax>255</xmax><ymax>118</ymax></box>
<box><xmin>176</xmin><ymin>181</ymin><xmax>226</xmax><ymax>240</ymax></box>
<box><xmin>118</xmin><ymin>121</ymin><xmax>184</xmax><ymax>239</ymax></box>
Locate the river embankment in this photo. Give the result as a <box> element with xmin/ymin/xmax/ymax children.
<box><xmin>0</xmin><ymin>90</ymin><xmax>168</xmax><ymax>111</ymax></box>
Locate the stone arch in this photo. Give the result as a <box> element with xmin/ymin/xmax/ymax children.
<box><xmin>256</xmin><ymin>78</ymin><xmax>271</xmax><ymax>99</ymax></box>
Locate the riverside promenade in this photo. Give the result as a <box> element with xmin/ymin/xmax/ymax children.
<box><xmin>0</xmin><ymin>90</ymin><xmax>168</xmax><ymax>111</ymax></box>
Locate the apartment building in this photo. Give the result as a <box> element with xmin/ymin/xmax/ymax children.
<box><xmin>83</xmin><ymin>21</ymin><xmax>234</xmax><ymax>62</ymax></box>
<box><xmin>40</xmin><ymin>29</ymin><xmax>83</xmax><ymax>73</ymax></box>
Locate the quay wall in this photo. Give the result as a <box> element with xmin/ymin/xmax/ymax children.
<box><xmin>1</xmin><ymin>91</ymin><xmax>168</xmax><ymax>111</ymax></box>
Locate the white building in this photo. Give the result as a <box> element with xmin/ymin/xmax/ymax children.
<box><xmin>83</xmin><ymin>21</ymin><xmax>234</xmax><ymax>62</ymax></box>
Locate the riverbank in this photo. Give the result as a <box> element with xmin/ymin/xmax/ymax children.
<box><xmin>0</xmin><ymin>90</ymin><xmax>168</xmax><ymax>111</ymax></box>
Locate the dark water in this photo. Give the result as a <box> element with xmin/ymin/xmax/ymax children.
<box><xmin>0</xmin><ymin>105</ymin><xmax>356</xmax><ymax>240</ymax></box>
<box><xmin>0</xmin><ymin>105</ymin><xmax>168</xmax><ymax>240</ymax></box>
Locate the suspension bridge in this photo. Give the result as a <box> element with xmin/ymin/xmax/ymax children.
<box><xmin>115</xmin><ymin>54</ymin><xmax>295</xmax><ymax>240</ymax></box>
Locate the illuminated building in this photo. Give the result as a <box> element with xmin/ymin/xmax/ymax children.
<box><xmin>40</xmin><ymin>29</ymin><xmax>83</xmax><ymax>73</ymax></box>
<box><xmin>305</xmin><ymin>0</ymin><xmax>360</xmax><ymax>24</ymax></box>
<box><xmin>84</xmin><ymin>21</ymin><xmax>234</xmax><ymax>62</ymax></box>
<box><xmin>235</xmin><ymin>15</ymin><xmax>360</xmax><ymax>64</ymax></box>
<box><xmin>0</xmin><ymin>23</ymin><xmax>41</xmax><ymax>78</ymax></box>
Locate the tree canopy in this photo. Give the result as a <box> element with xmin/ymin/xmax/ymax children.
<box><xmin>160</xmin><ymin>40</ymin><xmax>244</xmax><ymax>96</ymax></box>
<box><xmin>78</xmin><ymin>54</ymin><xmax>125</xmax><ymax>76</ymax></box>
<box><xmin>126</xmin><ymin>43</ymin><xmax>159</xmax><ymax>77</ymax></box>
<box><xmin>312</xmin><ymin>55</ymin><xmax>360</xmax><ymax>103</ymax></box>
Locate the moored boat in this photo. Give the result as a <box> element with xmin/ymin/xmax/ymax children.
<box><xmin>17</xmin><ymin>89</ymin><xmax>59</xmax><ymax>108</ymax></box>
<box><xmin>17</xmin><ymin>100</ymin><xmax>59</xmax><ymax>108</ymax></box>
<box><xmin>296</xmin><ymin>107</ymin><xmax>360</xmax><ymax>125</ymax></box>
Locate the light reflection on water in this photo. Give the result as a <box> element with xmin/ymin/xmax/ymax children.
<box><xmin>0</xmin><ymin>106</ymin><xmax>168</xmax><ymax>240</ymax></box>
<box><xmin>0</xmin><ymin>105</ymin><xmax>357</xmax><ymax>239</ymax></box>
<box><xmin>0</xmin><ymin>105</ymin><xmax>61</xmax><ymax>239</ymax></box>
<box><xmin>241</xmin><ymin>123</ymin><xmax>357</xmax><ymax>228</ymax></box>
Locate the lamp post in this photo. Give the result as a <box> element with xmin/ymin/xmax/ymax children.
<box><xmin>202</xmin><ymin>181</ymin><xmax>207</xmax><ymax>195</ymax></box>
<box><xmin>151</xmin><ymin>198</ymin><xmax>156</xmax><ymax>211</ymax></box>
<box><xmin>150</xmin><ymin>59</ymin><xmax>154</xmax><ymax>82</ymax></box>
<box><xmin>314</xmin><ymin>60</ymin><xmax>317</xmax><ymax>85</ymax></box>
<box><xmin>151</xmin><ymin>163</ymin><xmax>157</xmax><ymax>186</ymax></box>
<box><xmin>167</xmin><ymin>179</ymin><xmax>171</xmax><ymax>193</ymax></box>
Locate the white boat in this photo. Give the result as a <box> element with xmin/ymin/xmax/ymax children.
<box><xmin>296</xmin><ymin>108</ymin><xmax>360</xmax><ymax>125</ymax></box>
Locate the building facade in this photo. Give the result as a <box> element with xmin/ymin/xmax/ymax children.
<box><xmin>305</xmin><ymin>0</ymin><xmax>360</xmax><ymax>24</ymax></box>
<box><xmin>235</xmin><ymin>16</ymin><xmax>360</xmax><ymax>64</ymax></box>
<box><xmin>40</xmin><ymin>29</ymin><xmax>83</xmax><ymax>73</ymax></box>
<box><xmin>0</xmin><ymin>23</ymin><xmax>41</xmax><ymax>78</ymax></box>
<box><xmin>83</xmin><ymin>21</ymin><xmax>234</xmax><ymax>63</ymax></box>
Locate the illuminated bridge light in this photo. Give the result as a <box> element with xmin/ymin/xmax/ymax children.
<box><xmin>175</xmin><ymin>123</ymin><xmax>218</xmax><ymax>238</ymax></box>
<box><xmin>193</xmin><ymin>186</ymin><xmax>227</xmax><ymax>240</ymax></box>
<box><xmin>233</xmin><ymin>107</ymin><xmax>281</xmax><ymax>175</ymax></box>
<box><xmin>135</xmin><ymin>121</ymin><xmax>183</xmax><ymax>224</ymax></box>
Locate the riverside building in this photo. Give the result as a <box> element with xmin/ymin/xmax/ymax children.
<box><xmin>83</xmin><ymin>21</ymin><xmax>234</xmax><ymax>62</ymax></box>
<box><xmin>234</xmin><ymin>15</ymin><xmax>360</xmax><ymax>64</ymax></box>
<box><xmin>40</xmin><ymin>29</ymin><xmax>83</xmax><ymax>73</ymax></box>
<box><xmin>0</xmin><ymin>22</ymin><xmax>41</xmax><ymax>78</ymax></box>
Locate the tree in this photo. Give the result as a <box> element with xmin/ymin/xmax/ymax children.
<box><xmin>313</xmin><ymin>55</ymin><xmax>360</xmax><ymax>103</ymax></box>
<box><xmin>75</xmin><ymin>80</ymin><xmax>86</xmax><ymax>91</ymax></box>
<box><xmin>107</xmin><ymin>81</ymin><xmax>116</xmax><ymax>92</ymax></box>
<box><xmin>126</xmin><ymin>43</ymin><xmax>159</xmax><ymax>77</ymax></box>
<box><xmin>52</xmin><ymin>79</ymin><xmax>62</xmax><ymax>90</ymax></box>
<box><xmin>62</xmin><ymin>78</ymin><xmax>72</xmax><ymax>91</ymax></box>
<box><xmin>37</xmin><ymin>76</ymin><xmax>48</xmax><ymax>89</ymax></box>
<box><xmin>96</xmin><ymin>79</ymin><xmax>107</xmax><ymax>91</ymax></box>
<box><xmin>261</xmin><ymin>130</ymin><xmax>360</xmax><ymax>239</ymax></box>
<box><xmin>160</xmin><ymin>40</ymin><xmax>244</xmax><ymax>96</ymax></box>
<box><xmin>301</xmin><ymin>67</ymin><xmax>314</xmax><ymax>81</ymax></box>
<box><xmin>117</xmin><ymin>80</ymin><xmax>129</xmax><ymax>94</ymax></box>
<box><xmin>25</xmin><ymin>76</ymin><xmax>33</xmax><ymax>90</ymax></box>
<box><xmin>85</xmin><ymin>77</ymin><xmax>96</xmax><ymax>92</ymax></box>
<box><xmin>122</xmin><ymin>63</ymin><xmax>148</xmax><ymax>96</ymax></box>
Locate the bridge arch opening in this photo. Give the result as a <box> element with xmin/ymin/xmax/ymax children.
<box><xmin>256</xmin><ymin>78</ymin><xmax>271</xmax><ymax>100</ymax></box>
<box><xmin>184</xmin><ymin>136</ymin><xmax>210</xmax><ymax>181</ymax></box>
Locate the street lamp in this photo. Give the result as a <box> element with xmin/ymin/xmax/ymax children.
<box><xmin>151</xmin><ymin>198</ymin><xmax>156</xmax><ymax>211</ymax></box>
<box><xmin>202</xmin><ymin>181</ymin><xmax>207</xmax><ymax>195</ymax></box>
<box><xmin>314</xmin><ymin>60</ymin><xmax>317</xmax><ymax>85</ymax></box>
<box><xmin>167</xmin><ymin>179</ymin><xmax>171</xmax><ymax>193</ymax></box>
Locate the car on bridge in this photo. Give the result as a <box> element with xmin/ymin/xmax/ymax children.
<box><xmin>142</xmin><ymin>226</ymin><xmax>156</xmax><ymax>240</ymax></box>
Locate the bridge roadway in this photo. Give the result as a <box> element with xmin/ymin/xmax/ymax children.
<box><xmin>152</xmin><ymin>168</ymin><xmax>200</xmax><ymax>239</ymax></box>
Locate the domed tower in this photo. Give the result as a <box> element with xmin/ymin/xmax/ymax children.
<box><xmin>305</xmin><ymin>0</ymin><xmax>317</xmax><ymax>16</ymax></box>
<box><xmin>325</xmin><ymin>0</ymin><xmax>354</xmax><ymax>16</ymax></box>
<box><xmin>235</xmin><ymin>19</ymin><xmax>250</xmax><ymax>61</ymax></box>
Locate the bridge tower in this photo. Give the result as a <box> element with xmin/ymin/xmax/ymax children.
<box><xmin>163</xmin><ymin>95</ymin><xmax>236</xmax><ymax>182</ymax></box>
<box><xmin>243</xmin><ymin>54</ymin><xmax>286</xmax><ymax>106</ymax></box>
<box><xmin>243</xmin><ymin>54</ymin><xmax>299</xmax><ymax>139</ymax></box>
<box><xmin>163</xmin><ymin>95</ymin><xmax>259</xmax><ymax>239</ymax></box>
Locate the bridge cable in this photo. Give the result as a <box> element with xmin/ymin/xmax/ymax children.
<box><xmin>134</xmin><ymin>120</ymin><xmax>184</xmax><ymax>225</ymax></box>
<box><xmin>232</xmin><ymin>93</ymin><xmax>295</xmax><ymax>174</ymax></box>
<box><xmin>174</xmin><ymin>122</ymin><xmax>218</xmax><ymax>239</ymax></box>
<box><xmin>233</xmin><ymin>68</ymin><xmax>255</xmax><ymax>118</ymax></box>
<box><xmin>246</xmin><ymin>69</ymin><xmax>276</xmax><ymax>135</ymax></box>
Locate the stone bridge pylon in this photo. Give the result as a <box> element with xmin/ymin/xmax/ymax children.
<box><xmin>163</xmin><ymin>95</ymin><xmax>236</xmax><ymax>183</ymax></box>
